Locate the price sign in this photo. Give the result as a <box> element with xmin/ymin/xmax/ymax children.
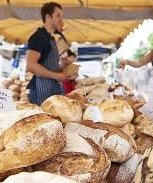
<box><xmin>0</xmin><ymin>88</ymin><xmax>16</xmax><ymax>111</ymax></box>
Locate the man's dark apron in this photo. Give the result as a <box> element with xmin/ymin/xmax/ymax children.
<box><xmin>29</xmin><ymin>39</ymin><xmax>61</xmax><ymax>105</ymax></box>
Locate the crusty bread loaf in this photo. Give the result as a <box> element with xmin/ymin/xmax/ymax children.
<box><xmin>63</xmin><ymin>63</ymin><xmax>79</xmax><ymax>77</ymax></box>
<box><xmin>120</xmin><ymin>123</ymin><xmax>136</xmax><ymax>139</ymax></box>
<box><xmin>135</xmin><ymin>134</ymin><xmax>153</xmax><ymax>154</ymax></box>
<box><xmin>135</xmin><ymin>115</ymin><xmax>153</xmax><ymax>137</ymax></box>
<box><xmin>41</xmin><ymin>95</ymin><xmax>82</xmax><ymax>125</ymax></box>
<box><xmin>65</xmin><ymin>121</ymin><xmax>137</xmax><ymax>162</ymax></box>
<box><xmin>106</xmin><ymin>153</ymin><xmax>142</xmax><ymax>183</ymax></box>
<box><xmin>0</xmin><ymin>113</ymin><xmax>66</xmax><ymax>173</ymax></box>
<box><xmin>13</xmin><ymin>79</ymin><xmax>22</xmax><ymax>86</ymax></box>
<box><xmin>8</xmin><ymin>85</ymin><xmax>20</xmax><ymax>93</ymax></box>
<box><xmin>2</xmin><ymin>171</ymin><xmax>78</xmax><ymax>183</ymax></box>
<box><xmin>70</xmin><ymin>85</ymin><xmax>98</xmax><ymax>96</ymax></box>
<box><xmin>76</xmin><ymin>77</ymin><xmax>105</xmax><ymax>87</ymax></box>
<box><xmin>2</xmin><ymin>79</ymin><xmax>13</xmax><ymax>89</ymax></box>
<box><xmin>0</xmin><ymin>110</ymin><xmax>45</xmax><ymax>136</ymax></box>
<box><xmin>14</xmin><ymin>101</ymin><xmax>42</xmax><ymax>111</ymax></box>
<box><xmin>83</xmin><ymin>99</ymin><xmax>134</xmax><ymax>127</ymax></box>
<box><xmin>133</xmin><ymin>147</ymin><xmax>153</xmax><ymax>183</ymax></box>
<box><xmin>66</xmin><ymin>92</ymin><xmax>89</xmax><ymax>110</ymax></box>
<box><xmin>32</xmin><ymin>132</ymin><xmax>111</xmax><ymax>183</ymax></box>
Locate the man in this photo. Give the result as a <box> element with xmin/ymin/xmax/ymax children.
<box><xmin>119</xmin><ymin>50</ymin><xmax>153</xmax><ymax>68</ymax></box>
<box><xmin>26</xmin><ymin>2</ymin><xmax>75</xmax><ymax>105</ymax></box>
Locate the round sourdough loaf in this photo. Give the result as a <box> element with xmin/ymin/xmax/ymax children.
<box><xmin>65</xmin><ymin>121</ymin><xmax>137</xmax><ymax>162</ymax></box>
<box><xmin>0</xmin><ymin>113</ymin><xmax>66</xmax><ymax>173</ymax></box>
<box><xmin>106</xmin><ymin>153</ymin><xmax>142</xmax><ymax>183</ymax></box>
<box><xmin>83</xmin><ymin>99</ymin><xmax>134</xmax><ymax>127</ymax></box>
<box><xmin>2</xmin><ymin>171</ymin><xmax>78</xmax><ymax>183</ymax></box>
<box><xmin>41</xmin><ymin>95</ymin><xmax>82</xmax><ymax>125</ymax></box>
<box><xmin>32</xmin><ymin>132</ymin><xmax>111</xmax><ymax>183</ymax></box>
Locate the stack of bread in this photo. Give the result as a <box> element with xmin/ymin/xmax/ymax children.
<box><xmin>0</xmin><ymin>89</ymin><xmax>152</xmax><ymax>182</ymax></box>
<box><xmin>67</xmin><ymin>76</ymin><xmax>109</xmax><ymax>105</ymax></box>
<box><xmin>1</xmin><ymin>72</ymin><xmax>33</xmax><ymax>102</ymax></box>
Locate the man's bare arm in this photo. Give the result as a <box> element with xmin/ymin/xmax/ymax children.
<box><xmin>26</xmin><ymin>50</ymin><xmax>67</xmax><ymax>81</ymax></box>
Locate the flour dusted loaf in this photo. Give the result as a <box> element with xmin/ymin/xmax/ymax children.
<box><xmin>83</xmin><ymin>99</ymin><xmax>134</xmax><ymax>127</ymax></box>
<box><xmin>2</xmin><ymin>171</ymin><xmax>78</xmax><ymax>183</ymax></box>
<box><xmin>0</xmin><ymin>113</ymin><xmax>66</xmax><ymax>173</ymax></box>
<box><xmin>133</xmin><ymin>146</ymin><xmax>153</xmax><ymax>183</ymax></box>
<box><xmin>65</xmin><ymin>121</ymin><xmax>137</xmax><ymax>162</ymax></box>
<box><xmin>135</xmin><ymin>115</ymin><xmax>153</xmax><ymax>138</ymax></box>
<box><xmin>32</xmin><ymin>132</ymin><xmax>111</xmax><ymax>183</ymax></box>
<box><xmin>106</xmin><ymin>153</ymin><xmax>142</xmax><ymax>183</ymax></box>
<box><xmin>41</xmin><ymin>95</ymin><xmax>82</xmax><ymax>125</ymax></box>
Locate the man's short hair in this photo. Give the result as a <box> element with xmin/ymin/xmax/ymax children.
<box><xmin>41</xmin><ymin>2</ymin><xmax>62</xmax><ymax>23</ymax></box>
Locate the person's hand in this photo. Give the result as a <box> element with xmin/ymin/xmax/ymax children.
<box><xmin>119</xmin><ymin>60</ymin><xmax>128</xmax><ymax>69</ymax></box>
<box><xmin>54</xmin><ymin>72</ymin><xmax>67</xmax><ymax>81</ymax></box>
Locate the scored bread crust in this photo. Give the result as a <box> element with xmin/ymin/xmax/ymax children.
<box><xmin>98</xmin><ymin>99</ymin><xmax>134</xmax><ymax>127</ymax></box>
<box><xmin>32</xmin><ymin>137</ymin><xmax>111</xmax><ymax>183</ymax></box>
<box><xmin>41</xmin><ymin>95</ymin><xmax>82</xmax><ymax>125</ymax></box>
<box><xmin>65</xmin><ymin>120</ymin><xmax>137</xmax><ymax>162</ymax></box>
<box><xmin>0</xmin><ymin>113</ymin><xmax>66</xmax><ymax>173</ymax></box>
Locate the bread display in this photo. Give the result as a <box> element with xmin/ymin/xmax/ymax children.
<box><xmin>32</xmin><ymin>132</ymin><xmax>111</xmax><ymax>183</ymax></box>
<box><xmin>83</xmin><ymin>99</ymin><xmax>134</xmax><ymax>127</ymax></box>
<box><xmin>75</xmin><ymin>77</ymin><xmax>105</xmax><ymax>87</ymax></box>
<box><xmin>132</xmin><ymin>147</ymin><xmax>153</xmax><ymax>183</ymax></box>
<box><xmin>63</xmin><ymin>63</ymin><xmax>80</xmax><ymax>77</ymax></box>
<box><xmin>2</xmin><ymin>171</ymin><xmax>78</xmax><ymax>183</ymax></box>
<box><xmin>135</xmin><ymin>134</ymin><xmax>153</xmax><ymax>154</ymax></box>
<box><xmin>106</xmin><ymin>153</ymin><xmax>142</xmax><ymax>183</ymax></box>
<box><xmin>0</xmin><ymin>113</ymin><xmax>66</xmax><ymax>173</ymax></box>
<box><xmin>41</xmin><ymin>95</ymin><xmax>82</xmax><ymax>125</ymax></box>
<box><xmin>65</xmin><ymin>121</ymin><xmax>137</xmax><ymax>162</ymax></box>
<box><xmin>1</xmin><ymin>72</ymin><xmax>33</xmax><ymax>102</ymax></box>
